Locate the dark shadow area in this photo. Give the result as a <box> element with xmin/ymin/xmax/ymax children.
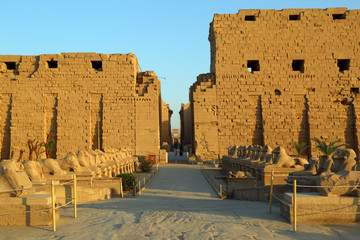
<box><xmin>167</xmin><ymin>152</ymin><xmax>188</xmax><ymax>164</ymax></box>
<box><xmin>345</xmin><ymin>103</ymin><xmax>359</xmax><ymax>154</ymax></box>
<box><xmin>1</xmin><ymin>94</ymin><xmax>11</xmax><ymax>159</ymax></box>
<box><xmin>298</xmin><ymin>95</ymin><xmax>311</xmax><ymax>158</ymax></box>
<box><xmin>252</xmin><ymin>96</ymin><xmax>264</xmax><ymax>146</ymax></box>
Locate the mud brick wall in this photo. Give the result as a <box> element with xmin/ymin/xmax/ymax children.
<box><xmin>179</xmin><ymin>102</ymin><xmax>192</xmax><ymax>150</ymax></box>
<box><xmin>191</xmin><ymin>8</ymin><xmax>360</xmax><ymax>160</ymax></box>
<box><xmin>0</xmin><ymin>53</ymin><xmax>163</xmax><ymax>159</ymax></box>
<box><xmin>135</xmin><ymin>71</ymin><xmax>161</xmax><ymax>156</ymax></box>
<box><xmin>190</xmin><ymin>73</ymin><xmax>219</xmax><ymax>160</ymax></box>
<box><xmin>160</xmin><ymin>101</ymin><xmax>172</xmax><ymax>149</ymax></box>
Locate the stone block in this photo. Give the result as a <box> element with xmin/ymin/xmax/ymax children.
<box><xmin>281</xmin><ymin>192</ymin><xmax>360</xmax><ymax>223</ymax></box>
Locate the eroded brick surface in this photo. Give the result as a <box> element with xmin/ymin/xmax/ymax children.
<box><xmin>0</xmin><ymin>53</ymin><xmax>165</xmax><ymax>159</ymax></box>
<box><xmin>188</xmin><ymin>8</ymin><xmax>360</xmax><ymax>160</ymax></box>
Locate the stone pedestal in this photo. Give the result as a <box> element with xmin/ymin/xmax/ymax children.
<box><xmin>280</xmin><ymin>192</ymin><xmax>360</xmax><ymax>223</ymax></box>
<box><xmin>0</xmin><ymin>194</ymin><xmax>60</xmax><ymax>226</ymax></box>
<box><xmin>261</xmin><ymin>167</ymin><xmax>303</xmax><ymax>186</ymax></box>
<box><xmin>226</xmin><ymin>177</ymin><xmax>257</xmax><ymax>198</ymax></box>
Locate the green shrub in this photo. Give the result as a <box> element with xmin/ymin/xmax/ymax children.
<box><xmin>139</xmin><ymin>159</ymin><xmax>153</xmax><ymax>172</ymax></box>
<box><xmin>117</xmin><ymin>173</ymin><xmax>137</xmax><ymax>191</ymax></box>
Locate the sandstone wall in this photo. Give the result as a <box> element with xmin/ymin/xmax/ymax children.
<box><xmin>135</xmin><ymin>71</ymin><xmax>162</xmax><ymax>157</ymax></box>
<box><xmin>160</xmin><ymin>101</ymin><xmax>172</xmax><ymax>150</ymax></box>
<box><xmin>190</xmin><ymin>73</ymin><xmax>218</xmax><ymax>159</ymax></box>
<box><xmin>0</xmin><ymin>53</ymin><xmax>163</xmax><ymax>159</ymax></box>
<box><xmin>179</xmin><ymin>102</ymin><xmax>192</xmax><ymax>151</ymax></box>
<box><xmin>192</xmin><ymin>8</ymin><xmax>360</xmax><ymax>160</ymax></box>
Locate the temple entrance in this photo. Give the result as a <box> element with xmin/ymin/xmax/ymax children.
<box><xmin>167</xmin><ymin>151</ymin><xmax>188</xmax><ymax>163</ymax></box>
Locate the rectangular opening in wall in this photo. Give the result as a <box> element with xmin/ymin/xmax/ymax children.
<box><xmin>91</xmin><ymin>61</ymin><xmax>103</xmax><ymax>71</ymax></box>
<box><xmin>351</xmin><ymin>88</ymin><xmax>359</xmax><ymax>95</ymax></box>
<box><xmin>333</xmin><ymin>13</ymin><xmax>346</xmax><ymax>20</ymax></box>
<box><xmin>292</xmin><ymin>60</ymin><xmax>304</xmax><ymax>73</ymax></box>
<box><xmin>289</xmin><ymin>14</ymin><xmax>301</xmax><ymax>20</ymax></box>
<box><xmin>5</xmin><ymin>62</ymin><xmax>16</xmax><ymax>70</ymax></box>
<box><xmin>247</xmin><ymin>60</ymin><xmax>260</xmax><ymax>73</ymax></box>
<box><xmin>245</xmin><ymin>15</ymin><xmax>256</xmax><ymax>21</ymax></box>
<box><xmin>47</xmin><ymin>60</ymin><xmax>58</xmax><ymax>68</ymax></box>
<box><xmin>337</xmin><ymin>59</ymin><xmax>350</xmax><ymax>72</ymax></box>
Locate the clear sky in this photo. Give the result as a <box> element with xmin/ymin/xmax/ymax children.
<box><xmin>1</xmin><ymin>0</ymin><xmax>359</xmax><ymax>130</ymax></box>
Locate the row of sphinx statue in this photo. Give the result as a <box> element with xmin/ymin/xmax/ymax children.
<box><xmin>224</xmin><ymin>145</ymin><xmax>360</xmax><ymax>197</ymax></box>
<box><xmin>0</xmin><ymin>148</ymin><xmax>138</xmax><ymax>196</ymax></box>
<box><xmin>226</xmin><ymin>145</ymin><xmax>309</xmax><ymax>169</ymax></box>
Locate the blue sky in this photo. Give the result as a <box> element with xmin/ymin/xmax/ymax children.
<box><xmin>1</xmin><ymin>0</ymin><xmax>359</xmax><ymax>130</ymax></box>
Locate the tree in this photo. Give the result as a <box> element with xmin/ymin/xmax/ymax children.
<box><xmin>311</xmin><ymin>137</ymin><xmax>347</xmax><ymax>156</ymax></box>
<box><xmin>292</xmin><ymin>142</ymin><xmax>308</xmax><ymax>157</ymax></box>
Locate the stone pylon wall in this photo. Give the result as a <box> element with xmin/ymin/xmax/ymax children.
<box><xmin>0</xmin><ymin>53</ymin><xmax>163</xmax><ymax>159</ymax></box>
<box><xmin>190</xmin><ymin>73</ymin><xmax>219</xmax><ymax>160</ymax></box>
<box><xmin>191</xmin><ymin>8</ymin><xmax>360</xmax><ymax>160</ymax></box>
<box><xmin>160</xmin><ymin>101</ymin><xmax>172</xmax><ymax>150</ymax></box>
<box><xmin>179</xmin><ymin>102</ymin><xmax>192</xmax><ymax>150</ymax></box>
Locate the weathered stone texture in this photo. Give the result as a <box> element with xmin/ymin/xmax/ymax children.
<box><xmin>191</xmin><ymin>8</ymin><xmax>360</xmax><ymax>160</ymax></box>
<box><xmin>0</xmin><ymin>53</ymin><xmax>165</xmax><ymax>159</ymax></box>
<box><xmin>161</xmin><ymin>101</ymin><xmax>172</xmax><ymax>150</ymax></box>
<box><xmin>179</xmin><ymin>102</ymin><xmax>192</xmax><ymax>150</ymax></box>
<box><xmin>190</xmin><ymin>73</ymin><xmax>218</xmax><ymax>159</ymax></box>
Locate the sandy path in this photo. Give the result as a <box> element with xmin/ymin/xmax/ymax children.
<box><xmin>1</xmin><ymin>164</ymin><xmax>360</xmax><ymax>240</ymax></box>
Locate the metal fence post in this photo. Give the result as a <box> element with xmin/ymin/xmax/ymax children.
<box><xmin>269</xmin><ymin>170</ymin><xmax>274</xmax><ymax>214</ymax></box>
<box><xmin>120</xmin><ymin>177</ymin><xmax>123</xmax><ymax>198</ymax></box>
<box><xmin>133</xmin><ymin>182</ymin><xmax>136</xmax><ymax>197</ymax></box>
<box><xmin>293</xmin><ymin>180</ymin><xmax>297</xmax><ymax>232</ymax></box>
<box><xmin>73</xmin><ymin>175</ymin><xmax>77</xmax><ymax>218</ymax></box>
<box><xmin>51</xmin><ymin>180</ymin><xmax>56</xmax><ymax>232</ymax></box>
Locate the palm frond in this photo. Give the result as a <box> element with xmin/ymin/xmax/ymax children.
<box><xmin>311</xmin><ymin>137</ymin><xmax>347</xmax><ymax>155</ymax></box>
<box><xmin>292</xmin><ymin>142</ymin><xmax>308</xmax><ymax>156</ymax></box>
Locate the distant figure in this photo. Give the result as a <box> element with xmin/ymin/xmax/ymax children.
<box><xmin>173</xmin><ymin>142</ymin><xmax>179</xmax><ymax>156</ymax></box>
<box><xmin>180</xmin><ymin>148</ymin><xmax>183</xmax><ymax>156</ymax></box>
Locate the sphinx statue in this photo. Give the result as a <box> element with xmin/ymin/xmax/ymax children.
<box><xmin>286</xmin><ymin>157</ymin><xmax>319</xmax><ymax>184</ymax></box>
<box><xmin>0</xmin><ymin>165</ymin><xmax>32</xmax><ymax>197</ymax></box>
<box><xmin>0</xmin><ymin>159</ymin><xmax>24</xmax><ymax>172</ymax></box>
<box><xmin>236</xmin><ymin>146</ymin><xmax>244</xmax><ymax>158</ymax></box>
<box><xmin>253</xmin><ymin>145</ymin><xmax>273</xmax><ymax>167</ymax></box>
<box><xmin>266</xmin><ymin>147</ymin><xmax>300</xmax><ymax>168</ymax></box>
<box><xmin>289</xmin><ymin>157</ymin><xmax>319</xmax><ymax>177</ymax></box>
<box><xmin>77</xmin><ymin>149</ymin><xmax>102</xmax><ymax>176</ymax></box>
<box><xmin>317</xmin><ymin>171</ymin><xmax>360</xmax><ymax>197</ymax></box>
<box><xmin>227</xmin><ymin>145</ymin><xmax>237</xmax><ymax>156</ymax></box>
<box><xmin>23</xmin><ymin>160</ymin><xmax>44</xmax><ymax>180</ymax></box>
<box><xmin>228</xmin><ymin>170</ymin><xmax>252</xmax><ymax>179</ymax></box>
<box><xmin>355</xmin><ymin>155</ymin><xmax>360</xmax><ymax>171</ymax></box>
<box><xmin>248</xmin><ymin>145</ymin><xmax>259</xmax><ymax>160</ymax></box>
<box><xmin>289</xmin><ymin>149</ymin><xmax>359</xmax><ymax>194</ymax></box>
<box><xmin>331</xmin><ymin>148</ymin><xmax>357</xmax><ymax>172</ymax></box>
<box><xmin>244</xmin><ymin>146</ymin><xmax>253</xmax><ymax>159</ymax></box>
<box><xmin>248</xmin><ymin>145</ymin><xmax>266</xmax><ymax>164</ymax></box>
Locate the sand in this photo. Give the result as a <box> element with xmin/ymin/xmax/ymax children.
<box><xmin>1</xmin><ymin>164</ymin><xmax>360</xmax><ymax>240</ymax></box>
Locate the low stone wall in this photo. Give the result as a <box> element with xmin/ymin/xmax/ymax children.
<box><xmin>281</xmin><ymin>192</ymin><xmax>360</xmax><ymax>223</ymax></box>
<box><xmin>0</xmin><ymin>194</ymin><xmax>60</xmax><ymax>226</ymax></box>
